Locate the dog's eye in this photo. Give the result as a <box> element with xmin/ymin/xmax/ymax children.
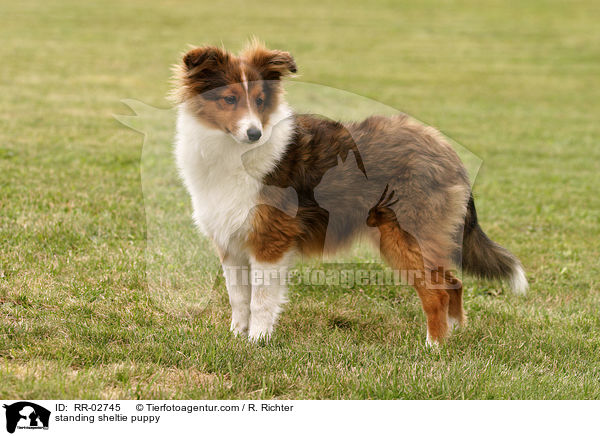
<box><xmin>223</xmin><ymin>96</ymin><xmax>237</xmax><ymax>105</ymax></box>
<box><xmin>256</xmin><ymin>97</ymin><xmax>264</xmax><ymax>106</ymax></box>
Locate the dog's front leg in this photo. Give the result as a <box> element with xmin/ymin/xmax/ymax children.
<box><xmin>248</xmin><ymin>254</ymin><xmax>293</xmax><ymax>343</ymax></box>
<box><xmin>222</xmin><ymin>253</ymin><xmax>251</xmax><ymax>337</ymax></box>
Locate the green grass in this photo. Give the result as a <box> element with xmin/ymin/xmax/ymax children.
<box><xmin>1</xmin><ymin>0</ymin><xmax>599</xmax><ymax>399</ymax></box>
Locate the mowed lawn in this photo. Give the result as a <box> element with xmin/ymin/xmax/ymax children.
<box><xmin>1</xmin><ymin>0</ymin><xmax>600</xmax><ymax>399</ymax></box>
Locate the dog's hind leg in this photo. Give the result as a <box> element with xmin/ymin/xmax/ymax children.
<box><xmin>367</xmin><ymin>188</ymin><xmax>452</xmax><ymax>345</ymax></box>
<box><xmin>372</xmin><ymin>221</ymin><xmax>450</xmax><ymax>345</ymax></box>
<box><xmin>445</xmin><ymin>270</ymin><xmax>465</xmax><ymax>329</ymax></box>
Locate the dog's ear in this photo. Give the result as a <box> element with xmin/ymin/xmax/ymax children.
<box><xmin>171</xmin><ymin>46</ymin><xmax>231</xmax><ymax>103</ymax></box>
<box><xmin>242</xmin><ymin>42</ymin><xmax>297</xmax><ymax>81</ymax></box>
<box><xmin>182</xmin><ymin>46</ymin><xmax>230</xmax><ymax>74</ymax></box>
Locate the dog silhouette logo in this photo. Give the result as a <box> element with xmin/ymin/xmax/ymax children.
<box><xmin>2</xmin><ymin>402</ymin><xmax>50</xmax><ymax>433</ymax></box>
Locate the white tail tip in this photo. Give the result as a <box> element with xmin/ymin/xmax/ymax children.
<box><xmin>509</xmin><ymin>264</ymin><xmax>528</xmax><ymax>295</ymax></box>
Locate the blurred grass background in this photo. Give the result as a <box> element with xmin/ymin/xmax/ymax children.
<box><xmin>0</xmin><ymin>0</ymin><xmax>599</xmax><ymax>399</ymax></box>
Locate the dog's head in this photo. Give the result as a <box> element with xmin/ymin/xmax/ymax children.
<box><xmin>172</xmin><ymin>40</ymin><xmax>296</xmax><ymax>144</ymax></box>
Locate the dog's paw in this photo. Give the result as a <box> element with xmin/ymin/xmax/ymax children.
<box><xmin>425</xmin><ymin>338</ymin><xmax>440</xmax><ymax>348</ymax></box>
<box><xmin>425</xmin><ymin>330</ymin><xmax>443</xmax><ymax>348</ymax></box>
<box><xmin>230</xmin><ymin>320</ymin><xmax>249</xmax><ymax>338</ymax></box>
<box><xmin>248</xmin><ymin>325</ymin><xmax>273</xmax><ymax>344</ymax></box>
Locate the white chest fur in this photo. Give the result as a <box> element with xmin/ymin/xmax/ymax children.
<box><xmin>174</xmin><ymin>103</ymin><xmax>293</xmax><ymax>252</ymax></box>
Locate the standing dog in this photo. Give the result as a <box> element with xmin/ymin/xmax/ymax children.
<box><xmin>173</xmin><ymin>41</ymin><xmax>528</xmax><ymax>345</ymax></box>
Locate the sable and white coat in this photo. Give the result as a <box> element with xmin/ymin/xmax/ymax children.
<box><xmin>173</xmin><ymin>42</ymin><xmax>527</xmax><ymax>345</ymax></box>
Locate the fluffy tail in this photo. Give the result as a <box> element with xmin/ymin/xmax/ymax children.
<box><xmin>461</xmin><ymin>195</ymin><xmax>528</xmax><ymax>294</ymax></box>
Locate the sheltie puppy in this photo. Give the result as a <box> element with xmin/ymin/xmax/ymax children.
<box><xmin>172</xmin><ymin>41</ymin><xmax>528</xmax><ymax>345</ymax></box>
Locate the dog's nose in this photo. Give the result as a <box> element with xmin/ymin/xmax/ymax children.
<box><xmin>246</xmin><ymin>127</ymin><xmax>262</xmax><ymax>142</ymax></box>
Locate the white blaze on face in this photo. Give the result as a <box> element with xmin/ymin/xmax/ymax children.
<box><xmin>234</xmin><ymin>69</ymin><xmax>263</xmax><ymax>143</ymax></box>
<box><xmin>241</xmin><ymin>69</ymin><xmax>249</xmax><ymax>93</ymax></box>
